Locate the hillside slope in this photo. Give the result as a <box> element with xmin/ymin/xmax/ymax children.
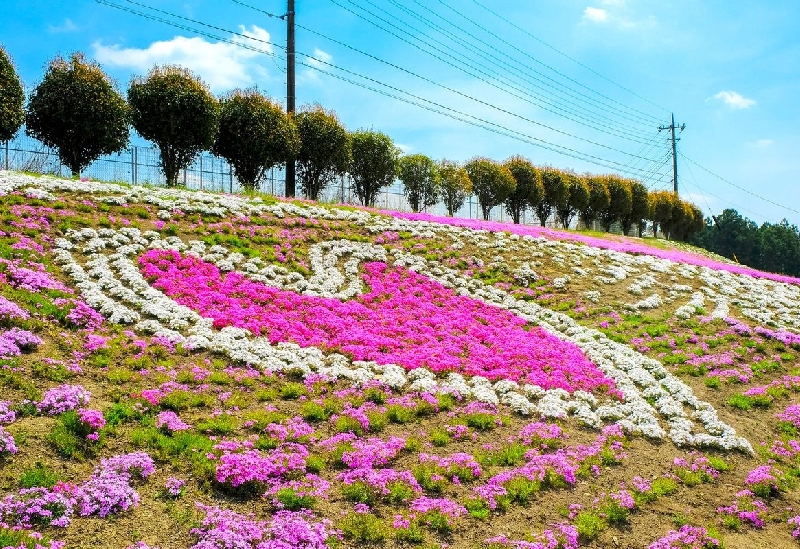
<box><xmin>1</xmin><ymin>172</ymin><xmax>799</xmax><ymax>549</ymax></box>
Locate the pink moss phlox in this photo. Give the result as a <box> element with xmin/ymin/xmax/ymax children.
<box><xmin>0</xmin><ymin>425</ymin><xmax>18</xmax><ymax>456</ymax></box>
<box><xmin>37</xmin><ymin>384</ymin><xmax>91</xmax><ymax>415</ymax></box>
<box><xmin>789</xmin><ymin>515</ymin><xmax>800</xmax><ymax>539</ymax></box>
<box><xmin>215</xmin><ymin>444</ymin><xmax>309</xmax><ymax>488</ymax></box>
<box><xmin>517</xmin><ymin>422</ymin><xmax>566</xmax><ymax>445</ymax></box>
<box><xmin>139</xmin><ymin>250</ymin><xmax>619</xmax><ymax>395</ymax></box>
<box><xmin>340</xmin><ymin>436</ymin><xmax>406</xmax><ymax>469</ymax></box>
<box><xmin>384</xmin><ymin>210</ymin><xmax>800</xmax><ymax>285</ymax></box>
<box><xmin>409</xmin><ymin>496</ymin><xmax>467</xmax><ymax>520</ymax></box>
<box><xmin>0</xmin><ymin>400</ymin><xmax>15</xmax><ymax>424</ymax></box>
<box><xmin>337</xmin><ymin>468</ymin><xmax>422</xmax><ymax>496</ymax></box>
<box><xmin>486</xmin><ymin>523</ymin><xmax>578</xmax><ymax>549</ymax></box>
<box><xmin>716</xmin><ymin>489</ymin><xmax>768</xmax><ymax>529</ymax></box>
<box><xmin>156</xmin><ymin>410</ymin><xmax>191</xmax><ymax>434</ymax></box>
<box><xmin>648</xmin><ymin>525</ymin><xmax>722</xmax><ymax>549</ymax></box>
<box><xmin>0</xmin><ymin>295</ymin><xmax>29</xmax><ymax>322</ymax></box>
<box><xmin>266</xmin><ymin>417</ymin><xmax>315</xmax><ymax>442</ymax></box>
<box><xmin>777</xmin><ymin>404</ymin><xmax>800</xmax><ymax>429</ymax></box>
<box><xmin>418</xmin><ymin>452</ymin><xmax>482</xmax><ymax>479</ymax></box>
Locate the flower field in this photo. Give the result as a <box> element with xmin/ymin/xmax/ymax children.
<box><xmin>2</xmin><ymin>173</ymin><xmax>800</xmax><ymax>548</ymax></box>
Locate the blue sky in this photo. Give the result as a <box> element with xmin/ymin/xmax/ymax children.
<box><xmin>3</xmin><ymin>0</ymin><xmax>800</xmax><ymax>226</ymax></box>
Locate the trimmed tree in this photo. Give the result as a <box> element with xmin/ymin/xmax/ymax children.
<box><xmin>465</xmin><ymin>157</ymin><xmax>516</xmax><ymax>220</ymax></box>
<box><xmin>398</xmin><ymin>154</ymin><xmax>440</xmax><ymax>212</ymax></box>
<box><xmin>556</xmin><ymin>172</ymin><xmax>589</xmax><ymax>229</ymax></box>
<box><xmin>439</xmin><ymin>159</ymin><xmax>472</xmax><ymax>216</ymax></box>
<box><xmin>349</xmin><ymin>130</ymin><xmax>399</xmax><ymax>207</ymax></box>
<box><xmin>295</xmin><ymin>105</ymin><xmax>350</xmax><ymax>201</ymax></box>
<box><xmin>25</xmin><ymin>52</ymin><xmax>129</xmax><ymax>177</ymax></box>
<box><xmin>128</xmin><ymin>65</ymin><xmax>219</xmax><ymax>187</ymax></box>
<box><xmin>534</xmin><ymin>165</ymin><xmax>569</xmax><ymax>227</ymax></box>
<box><xmin>622</xmin><ymin>179</ymin><xmax>650</xmax><ymax>237</ymax></box>
<box><xmin>212</xmin><ymin>89</ymin><xmax>299</xmax><ymax>192</ymax></box>
<box><xmin>579</xmin><ymin>175</ymin><xmax>610</xmax><ymax>229</ymax></box>
<box><xmin>598</xmin><ymin>175</ymin><xmax>632</xmax><ymax>232</ymax></box>
<box><xmin>0</xmin><ymin>46</ymin><xmax>25</xmax><ymax>142</ymax></box>
<box><xmin>503</xmin><ymin>155</ymin><xmax>543</xmax><ymax>224</ymax></box>
<box><xmin>649</xmin><ymin>190</ymin><xmax>675</xmax><ymax>238</ymax></box>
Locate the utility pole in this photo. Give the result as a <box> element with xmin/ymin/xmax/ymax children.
<box><xmin>285</xmin><ymin>0</ymin><xmax>296</xmax><ymax>197</ymax></box>
<box><xmin>658</xmin><ymin>113</ymin><xmax>685</xmax><ymax>195</ymax></box>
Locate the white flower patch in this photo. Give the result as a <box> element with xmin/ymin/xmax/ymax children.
<box><xmin>674</xmin><ymin>292</ymin><xmax>706</xmax><ymax>320</ymax></box>
<box><xmin>630</xmin><ymin>294</ymin><xmax>663</xmax><ymax>310</ymax></box>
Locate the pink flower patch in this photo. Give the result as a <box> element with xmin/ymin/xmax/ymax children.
<box><xmin>139</xmin><ymin>250</ymin><xmax>619</xmax><ymax>395</ymax></box>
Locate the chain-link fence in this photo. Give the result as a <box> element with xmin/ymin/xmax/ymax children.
<box><xmin>4</xmin><ymin>134</ymin><xmax>619</xmax><ymax>230</ymax></box>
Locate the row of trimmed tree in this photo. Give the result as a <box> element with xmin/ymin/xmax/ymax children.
<box><xmin>0</xmin><ymin>48</ymin><xmax>703</xmax><ymax>240</ymax></box>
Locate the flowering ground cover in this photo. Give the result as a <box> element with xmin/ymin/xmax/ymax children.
<box><xmin>3</xmin><ymin>172</ymin><xmax>800</xmax><ymax>548</ymax></box>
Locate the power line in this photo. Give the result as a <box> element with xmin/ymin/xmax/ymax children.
<box><xmin>95</xmin><ymin>0</ymin><xmax>663</xmax><ymax>179</ymax></box>
<box><xmin>343</xmin><ymin>0</ymin><xmax>660</xmax><ymax>143</ymax></box>
<box><xmin>290</xmin><ymin>0</ymin><xmax>663</xmax><ymax>163</ymax></box>
<box><xmin>680</xmin><ymin>152</ymin><xmax>800</xmax><ymax>216</ymax></box>
<box><xmin>467</xmin><ymin>0</ymin><xmax>671</xmax><ymax>116</ymax></box>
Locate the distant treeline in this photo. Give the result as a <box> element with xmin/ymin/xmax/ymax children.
<box><xmin>690</xmin><ymin>210</ymin><xmax>800</xmax><ymax>277</ymax></box>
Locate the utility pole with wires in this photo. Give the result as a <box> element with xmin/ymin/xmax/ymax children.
<box><xmin>285</xmin><ymin>0</ymin><xmax>296</xmax><ymax>197</ymax></box>
<box><xmin>658</xmin><ymin>113</ymin><xmax>685</xmax><ymax>195</ymax></box>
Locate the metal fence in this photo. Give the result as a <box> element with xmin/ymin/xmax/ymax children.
<box><xmin>3</xmin><ymin>133</ymin><xmax>624</xmax><ymax>231</ymax></box>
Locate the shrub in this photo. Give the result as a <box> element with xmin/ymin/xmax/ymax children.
<box><xmin>212</xmin><ymin>89</ymin><xmax>300</xmax><ymax>191</ymax></box>
<box><xmin>438</xmin><ymin>159</ymin><xmax>472</xmax><ymax>216</ymax></box>
<box><xmin>398</xmin><ymin>154</ymin><xmax>440</xmax><ymax>212</ymax></box>
<box><xmin>349</xmin><ymin>129</ymin><xmax>399</xmax><ymax>207</ymax></box>
<box><xmin>294</xmin><ymin>105</ymin><xmax>350</xmax><ymax>200</ymax></box>
<box><xmin>0</xmin><ymin>46</ymin><xmax>24</xmax><ymax>142</ymax></box>
<box><xmin>128</xmin><ymin>65</ymin><xmax>219</xmax><ymax>187</ymax></box>
<box><xmin>25</xmin><ymin>52</ymin><xmax>129</xmax><ymax>176</ymax></box>
<box><xmin>465</xmin><ymin>157</ymin><xmax>516</xmax><ymax>220</ymax></box>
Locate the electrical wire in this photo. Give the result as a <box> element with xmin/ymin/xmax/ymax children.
<box><xmin>680</xmin><ymin>152</ymin><xmax>800</xmax><ymax>216</ymax></box>
<box><xmin>466</xmin><ymin>0</ymin><xmax>671</xmax><ymax>116</ymax></box>
<box><xmin>338</xmin><ymin>0</ymin><xmax>660</xmax><ymax>143</ymax></box>
<box><xmin>94</xmin><ymin>0</ymin><xmax>664</xmax><ymax>179</ymax></box>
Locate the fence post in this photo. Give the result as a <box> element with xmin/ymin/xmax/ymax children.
<box><xmin>4</xmin><ymin>140</ymin><xmax>8</xmax><ymax>171</ymax></box>
<box><xmin>229</xmin><ymin>163</ymin><xmax>233</xmax><ymax>194</ymax></box>
<box><xmin>131</xmin><ymin>147</ymin><xmax>137</xmax><ymax>185</ymax></box>
<box><xmin>199</xmin><ymin>156</ymin><xmax>203</xmax><ymax>191</ymax></box>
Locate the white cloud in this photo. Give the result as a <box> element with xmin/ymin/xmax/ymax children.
<box><xmin>753</xmin><ymin>139</ymin><xmax>774</xmax><ymax>148</ymax></box>
<box><xmin>48</xmin><ymin>18</ymin><xmax>77</xmax><ymax>33</ymax></box>
<box><xmin>710</xmin><ymin>90</ymin><xmax>756</xmax><ymax>110</ymax></box>
<box><xmin>306</xmin><ymin>48</ymin><xmax>332</xmax><ymax>69</ymax></box>
<box><xmin>92</xmin><ymin>25</ymin><xmax>273</xmax><ymax>92</ymax></box>
<box><xmin>583</xmin><ymin>7</ymin><xmax>609</xmax><ymax>22</ymax></box>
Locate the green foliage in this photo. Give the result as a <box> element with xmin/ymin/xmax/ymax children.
<box><xmin>623</xmin><ymin>179</ymin><xmax>650</xmax><ymax>236</ymax></box>
<box><xmin>398</xmin><ymin>153</ymin><xmax>441</xmax><ymax>212</ymax></box>
<box><xmin>649</xmin><ymin>190</ymin><xmax>676</xmax><ymax>238</ymax></box>
<box><xmin>465</xmin><ymin>498</ymin><xmax>491</xmax><ymax>520</ymax></box>
<box><xmin>575</xmin><ymin>510</ymin><xmax>605</xmax><ymax>542</ymax></box>
<box><xmin>275</xmin><ymin>487</ymin><xmax>315</xmax><ymax>510</ymax></box>
<box><xmin>128</xmin><ymin>65</ymin><xmax>219</xmax><ymax>187</ymax></box>
<box><xmin>429</xmin><ymin>429</ymin><xmax>451</xmax><ymax>447</ymax></box>
<box><xmin>294</xmin><ymin>105</ymin><xmax>351</xmax><ymax>200</ymax></box>
<box><xmin>25</xmin><ymin>52</ymin><xmax>129</xmax><ymax>176</ymax></box>
<box><xmin>349</xmin><ymin>129</ymin><xmax>399</xmax><ymax>207</ymax></box>
<box><xmin>280</xmin><ymin>382</ymin><xmax>308</xmax><ymax>400</ymax></box>
<box><xmin>556</xmin><ymin>172</ymin><xmax>590</xmax><ymax>229</ymax></box>
<box><xmin>387</xmin><ymin>404</ymin><xmax>416</xmax><ymax>424</ymax></box>
<box><xmin>212</xmin><ymin>89</ymin><xmax>300</xmax><ymax>191</ymax></box>
<box><xmin>579</xmin><ymin>175</ymin><xmax>611</xmax><ymax>228</ymax></box>
<box><xmin>465</xmin><ymin>157</ymin><xmax>516</xmax><ymax>220</ymax></box>
<box><xmin>19</xmin><ymin>463</ymin><xmax>61</xmax><ymax>489</ymax></box>
<box><xmin>438</xmin><ymin>159</ymin><xmax>472</xmax><ymax>216</ymax></box>
<box><xmin>598</xmin><ymin>175</ymin><xmax>632</xmax><ymax>232</ymax></box>
<box><xmin>464</xmin><ymin>412</ymin><xmax>497</xmax><ymax>431</ymax></box>
<box><xmin>651</xmin><ymin>477</ymin><xmax>679</xmax><ymax>497</ymax></box>
<box><xmin>0</xmin><ymin>46</ymin><xmax>24</xmax><ymax>141</ymax></box>
<box><xmin>535</xmin><ymin>165</ymin><xmax>569</xmax><ymax>227</ymax></box>
<box><xmin>195</xmin><ymin>414</ymin><xmax>237</xmax><ymax>435</ymax></box>
<box><xmin>503</xmin><ymin>155</ymin><xmax>543</xmax><ymax>224</ymax></box>
<box><xmin>340</xmin><ymin>512</ymin><xmax>388</xmax><ymax>543</ymax></box>
<box><xmin>727</xmin><ymin>394</ymin><xmax>753</xmax><ymax>410</ymax></box>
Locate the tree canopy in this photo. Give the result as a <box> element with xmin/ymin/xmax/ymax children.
<box><xmin>534</xmin><ymin>166</ymin><xmax>569</xmax><ymax>227</ymax></box>
<box><xmin>294</xmin><ymin>105</ymin><xmax>351</xmax><ymax>201</ymax></box>
<box><xmin>128</xmin><ymin>65</ymin><xmax>219</xmax><ymax>187</ymax></box>
<box><xmin>398</xmin><ymin>154</ymin><xmax>440</xmax><ymax>212</ymax></box>
<box><xmin>465</xmin><ymin>157</ymin><xmax>516</xmax><ymax>220</ymax></box>
<box><xmin>0</xmin><ymin>46</ymin><xmax>24</xmax><ymax>142</ymax></box>
<box><xmin>438</xmin><ymin>159</ymin><xmax>472</xmax><ymax>217</ymax></box>
<box><xmin>212</xmin><ymin>89</ymin><xmax>300</xmax><ymax>191</ymax></box>
<box><xmin>556</xmin><ymin>172</ymin><xmax>589</xmax><ymax>229</ymax></box>
<box><xmin>349</xmin><ymin>130</ymin><xmax>399</xmax><ymax>207</ymax></box>
<box><xmin>503</xmin><ymin>155</ymin><xmax>543</xmax><ymax>224</ymax></box>
<box><xmin>26</xmin><ymin>53</ymin><xmax>129</xmax><ymax>176</ymax></box>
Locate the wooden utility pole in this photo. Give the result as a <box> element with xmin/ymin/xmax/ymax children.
<box><xmin>658</xmin><ymin>113</ymin><xmax>685</xmax><ymax>195</ymax></box>
<box><xmin>285</xmin><ymin>0</ymin><xmax>296</xmax><ymax>197</ymax></box>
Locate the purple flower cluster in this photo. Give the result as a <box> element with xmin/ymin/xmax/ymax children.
<box><xmin>744</xmin><ymin>464</ymin><xmax>783</xmax><ymax>496</ymax></box>
<box><xmin>155</xmin><ymin>410</ymin><xmax>191</xmax><ymax>434</ymax></box>
<box><xmin>0</xmin><ymin>425</ymin><xmax>18</xmax><ymax>456</ymax></box>
<box><xmin>63</xmin><ymin>300</ymin><xmax>104</xmax><ymax>329</ymax></box>
<box><xmin>266</xmin><ymin>416</ymin><xmax>315</xmax><ymax>442</ymax></box>
<box><xmin>486</xmin><ymin>524</ymin><xmax>578</xmax><ymax>549</ymax></box>
<box><xmin>648</xmin><ymin>525</ymin><xmax>722</xmax><ymax>549</ymax></box>
<box><xmin>77</xmin><ymin>408</ymin><xmax>106</xmax><ymax>441</ymax></box>
<box><xmin>2</xmin><ymin>260</ymin><xmax>72</xmax><ymax>293</ymax></box>
<box><xmin>790</xmin><ymin>515</ymin><xmax>800</xmax><ymax>539</ymax></box>
<box><xmin>0</xmin><ymin>485</ymin><xmax>75</xmax><ymax>528</ymax></box>
<box><xmin>190</xmin><ymin>504</ymin><xmax>340</xmax><ymax>549</ymax></box>
<box><xmin>164</xmin><ymin>476</ymin><xmax>186</xmax><ymax>497</ymax></box>
<box><xmin>340</xmin><ymin>437</ymin><xmax>406</xmax><ymax>469</ymax></box>
<box><xmin>97</xmin><ymin>452</ymin><xmax>156</xmax><ymax>481</ymax></box>
<box><xmin>0</xmin><ymin>328</ymin><xmax>43</xmax><ymax>357</ymax></box>
<box><xmin>0</xmin><ymin>400</ymin><xmax>15</xmax><ymax>424</ymax></box>
<box><xmin>37</xmin><ymin>384</ymin><xmax>91</xmax><ymax>415</ymax></box>
<box><xmin>418</xmin><ymin>452</ymin><xmax>482</xmax><ymax>480</ymax></box>
<box><xmin>0</xmin><ymin>295</ymin><xmax>29</xmax><ymax>322</ymax></box>
<box><xmin>717</xmin><ymin>489</ymin><xmax>768</xmax><ymax>529</ymax></box>
<box><xmin>409</xmin><ymin>496</ymin><xmax>466</xmax><ymax>527</ymax></box>
<box><xmin>214</xmin><ymin>443</ymin><xmax>309</xmax><ymax>490</ymax></box>
<box><xmin>337</xmin><ymin>468</ymin><xmax>421</xmax><ymax>498</ymax></box>
<box><xmin>517</xmin><ymin>422</ymin><xmax>565</xmax><ymax>446</ymax></box>
<box><xmin>777</xmin><ymin>404</ymin><xmax>800</xmax><ymax>429</ymax></box>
